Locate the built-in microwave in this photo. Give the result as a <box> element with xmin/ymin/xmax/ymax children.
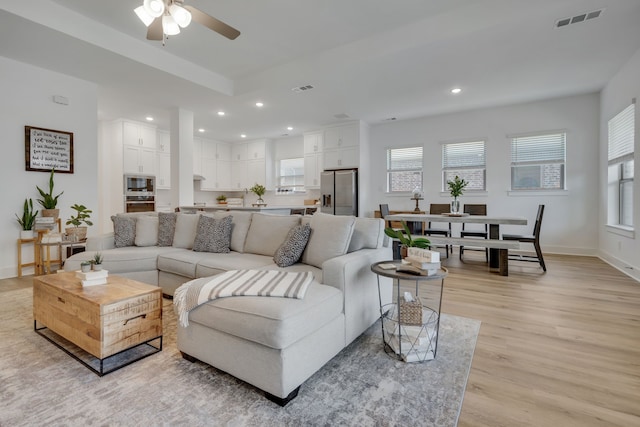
<box><xmin>124</xmin><ymin>174</ymin><xmax>155</xmax><ymax>197</ymax></box>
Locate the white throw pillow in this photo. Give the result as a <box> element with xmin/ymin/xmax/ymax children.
<box><xmin>302</xmin><ymin>212</ymin><xmax>356</xmax><ymax>268</ymax></box>
<box><xmin>347</xmin><ymin>217</ymin><xmax>384</xmax><ymax>252</ymax></box>
<box><xmin>135</xmin><ymin>216</ymin><xmax>159</xmax><ymax>247</ymax></box>
<box><xmin>213</xmin><ymin>210</ymin><xmax>253</xmax><ymax>253</ymax></box>
<box><xmin>243</xmin><ymin>213</ymin><xmax>301</xmax><ymax>256</ymax></box>
<box><xmin>172</xmin><ymin>212</ymin><xmax>201</xmax><ymax>249</ymax></box>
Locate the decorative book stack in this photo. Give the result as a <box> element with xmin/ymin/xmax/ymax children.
<box><xmin>35</xmin><ymin>216</ymin><xmax>56</xmax><ymax>231</ymax></box>
<box><xmin>405</xmin><ymin>247</ymin><xmax>441</xmax><ymax>276</ymax></box>
<box><xmin>76</xmin><ymin>269</ymin><xmax>108</xmax><ymax>286</ymax></box>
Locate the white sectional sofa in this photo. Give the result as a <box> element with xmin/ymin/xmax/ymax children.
<box><xmin>64</xmin><ymin>211</ymin><xmax>392</xmax><ymax>404</ymax></box>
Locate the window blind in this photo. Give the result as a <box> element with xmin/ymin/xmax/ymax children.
<box><xmin>608</xmin><ymin>103</ymin><xmax>635</xmax><ymax>164</ymax></box>
<box><xmin>442</xmin><ymin>141</ymin><xmax>485</xmax><ymax>169</ymax></box>
<box><xmin>511</xmin><ymin>133</ymin><xmax>565</xmax><ymax>165</ymax></box>
<box><xmin>388</xmin><ymin>147</ymin><xmax>423</xmax><ymax>170</ymax></box>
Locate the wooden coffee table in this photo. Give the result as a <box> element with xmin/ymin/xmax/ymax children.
<box><xmin>33</xmin><ymin>272</ymin><xmax>163</xmax><ymax>376</ymax></box>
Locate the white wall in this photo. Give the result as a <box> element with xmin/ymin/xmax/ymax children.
<box><xmin>599</xmin><ymin>47</ymin><xmax>640</xmax><ymax>280</ymax></box>
<box><xmin>369</xmin><ymin>93</ymin><xmax>600</xmax><ymax>255</ymax></box>
<box><xmin>0</xmin><ymin>57</ymin><xmax>98</xmax><ymax>278</ymax></box>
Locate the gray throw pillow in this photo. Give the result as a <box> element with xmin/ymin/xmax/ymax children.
<box><xmin>158</xmin><ymin>212</ymin><xmax>177</xmax><ymax>246</ymax></box>
<box><xmin>111</xmin><ymin>215</ymin><xmax>136</xmax><ymax>248</ymax></box>
<box><xmin>192</xmin><ymin>215</ymin><xmax>233</xmax><ymax>253</ymax></box>
<box><xmin>274</xmin><ymin>223</ymin><xmax>312</xmax><ymax>267</ymax></box>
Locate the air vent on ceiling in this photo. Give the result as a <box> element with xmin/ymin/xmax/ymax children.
<box><xmin>334</xmin><ymin>113</ymin><xmax>350</xmax><ymax>120</ymax></box>
<box><xmin>291</xmin><ymin>84</ymin><xmax>315</xmax><ymax>93</ymax></box>
<box><xmin>556</xmin><ymin>9</ymin><xmax>603</xmax><ymax>28</ymax></box>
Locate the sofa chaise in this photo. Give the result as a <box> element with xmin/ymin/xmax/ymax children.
<box><xmin>64</xmin><ymin>211</ymin><xmax>392</xmax><ymax>404</ymax></box>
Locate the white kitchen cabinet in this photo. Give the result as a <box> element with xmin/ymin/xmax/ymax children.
<box><xmin>123</xmin><ymin>144</ymin><xmax>156</xmax><ymax>175</ymax></box>
<box><xmin>200</xmin><ymin>139</ymin><xmax>232</xmax><ymax>191</ymax></box>
<box><xmin>230</xmin><ymin>139</ymin><xmax>273</xmax><ymax>190</ymax></box>
<box><xmin>323</xmin><ymin>123</ymin><xmax>360</xmax><ymax>169</ymax></box>
<box><xmin>232</xmin><ymin>143</ymin><xmax>248</xmax><ymax>161</ymax></box>
<box><xmin>230</xmin><ymin>159</ymin><xmax>248</xmax><ymax>190</ymax></box>
<box><xmin>157</xmin><ymin>130</ymin><xmax>170</xmax><ymax>153</ymax></box>
<box><xmin>304</xmin><ymin>153</ymin><xmax>323</xmax><ymax>188</ymax></box>
<box><xmin>248</xmin><ymin>140</ymin><xmax>266</xmax><ymax>159</ymax></box>
<box><xmin>123</xmin><ymin>121</ymin><xmax>156</xmax><ymax>149</ymax></box>
<box><xmin>157</xmin><ymin>152</ymin><xmax>171</xmax><ymax>189</ymax></box>
<box><xmin>303</xmin><ymin>131</ymin><xmax>323</xmax><ymax>154</ymax></box>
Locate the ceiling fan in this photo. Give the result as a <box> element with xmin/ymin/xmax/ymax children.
<box><xmin>134</xmin><ymin>0</ymin><xmax>240</xmax><ymax>42</ymax></box>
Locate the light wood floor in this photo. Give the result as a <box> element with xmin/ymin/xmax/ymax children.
<box><xmin>3</xmin><ymin>253</ymin><xmax>639</xmax><ymax>426</ymax></box>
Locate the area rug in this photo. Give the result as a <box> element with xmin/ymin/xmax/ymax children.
<box><xmin>0</xmin><ymin>287</ymin><xmax>480</xmax><ymax>426</ymax></box>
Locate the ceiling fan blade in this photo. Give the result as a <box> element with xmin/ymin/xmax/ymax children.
<box><xmin>183</xmin><ymin>5</ymin><xmax>240</xmax><ymax>40</ymax></box>
<box><xmin>147</xmin><ymin>18</ymin><xmax>163</xmax><ymax>40</ymax></box>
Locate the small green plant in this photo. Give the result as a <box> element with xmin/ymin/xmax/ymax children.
<box><xmin>384</xmin><ymin>221</ymin><xmax>430</xmax><ymax>249</ymax></box>
<box><xmin>93</xmin><ymin>252</ymin><xmax>103</xmax><ymax>265</ymax></box>
<box><xmin>66</xmin><ymin>204</ymin><xmax>93</xmax><ymax>227</ymax></box>
<box><xmin>216</xmin><ymin>194</ymin><xmax>227</xmax><ymax>202</ymax></box>
<box><xmin>16</xmin><ymin>198</ymin><xmax>38</xmax><ymax>230</ymax></box>
<box><xmin>36</xmin><ymin>169</ymin><xmax>64</xmax><ymax>209</ymax></box>
<box><xmin>447</xmin><ymin>175</ymin><xmax>468</xmax><ymax>199</ymax></box>
<box><xmin>249</xmin><ymin>183</ymin><xmax>266</xmax><ymax>198</ymax></box>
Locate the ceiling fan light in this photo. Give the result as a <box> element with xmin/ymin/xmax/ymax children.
<box><xmin>143</xmin><ymin>0</ymin><xmax>165</xmax><ymax>18</ymax></box>
<box><xmin>162</xmin><ymin>14</ymin><xmax>181</xmax><ymax>35</ymax></box>
<box><xmin>169</xmin><ymin>4</ymin><xmax>192</xmax><ymax>28</ymax></box>
<box><xmin>134</xmin><ymin>6</ymin><xmax>154</xmax><ymax>27</ymax></box>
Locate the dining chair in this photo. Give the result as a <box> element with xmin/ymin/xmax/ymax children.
<box><xmin>379</xmin><ymin>204</ymin><xmax>394</xmax><ymax>229</ymax></box>
<box><xmin>424</xmin><ymin>203</ymin><xmax>451</xmax><ymax>257</ymax></box>
<box><xmin>502</xmin><ymin>204</ymin><xmax>546</xmax><ymax>272</ymax></box>
<box><xmin>459</xmin><ymin>204</ymin><xmax>488</xmax><ymax>262</ymax></box>
<box><xmin>379</xmin><ymin>204</ymin><xmax>403</xmax><ymax>259</ymax></box>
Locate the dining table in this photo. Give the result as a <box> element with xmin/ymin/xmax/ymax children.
<box><xmin>384</xmin><ymin>213</ymin><xmax>527</xmax><ymax>269</ymax></box>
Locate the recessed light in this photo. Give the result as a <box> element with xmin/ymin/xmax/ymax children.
<box><xmin>255</xmin><ymin>102</ymin><xmax>264</xmax><ymax>107</ymax></box>
<box><xmin>217</xmin><ymin>111</ymin><xmax>225</xmax><ymax>116</ymax></box>
<box><xmin>145</xmin><ymin>116</ymin><xmax>154</xmax><ymax>121</ymax></box>
<box><xmin>451</xmin><ymin>88</ymin><xmax>462</xmax><ymax>94</ymax></box>
<box><xmin>240</xmin><ymin>134</ymin><xmax>247</xmax><ymax>138</ymax></box>
<box><xmin>198</xmin><ymin>128</ymin><xmax>205</xmax><ymax>133</ymax></box>
<box><xmin>287</xmin><ymin>126</ymin><xmax>293</xmax><ymax>131</ymax></box>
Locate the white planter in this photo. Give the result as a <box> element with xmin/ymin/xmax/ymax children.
<box><xmin>19</xmin><ymin>230</ymin><xmax>34</xmax><ymax>239</ymax></box>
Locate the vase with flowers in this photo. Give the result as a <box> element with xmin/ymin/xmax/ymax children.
<box><xmin>249</xmin><ymin>183</ymin><xmax>267</xmax><ymax>206</ymax></box>
<box><xmin>447</xmin><ymin>175</ymin><xmax>468</xmax><ymax>214</ymax></box>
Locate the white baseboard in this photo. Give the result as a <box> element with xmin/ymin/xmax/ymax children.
<box><xmin>598</xmin><ymin>251</ymin><xmax>640</xmax><ymax>282</ymax></box>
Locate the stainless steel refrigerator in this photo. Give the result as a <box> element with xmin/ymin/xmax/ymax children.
<box><xmin>320</xmin><ymin>169</ymin><xmax>358</xmax><ymax>216</ymax></box>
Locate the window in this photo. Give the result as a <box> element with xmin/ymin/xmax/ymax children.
<box><xmin>386</xmin><ymin>147</ymin><xmax>423</xmax><ymax>192</ymax></box>
<box><xmin>277</xmin><ymin>157</ymin><xmax>305</xmax><ymax>193</ymax></box>
<box><xmin>510</xmin><ymin>132</ymin><xmax>566</xmax><ymax>190</ymax></box>
<box><xmin>442</xmin><ymin>140</ymin><xmax>486</xmax><ymax>191</ymax></box>
<box><xmin>608</xmin><ymin>103</ymin><xmax>635</xmax><ymax>227</ymax></box>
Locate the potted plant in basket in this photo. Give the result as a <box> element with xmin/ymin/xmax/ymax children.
<box><xmin>447</xmin><ymin>175</ymin><xmax>468</xmax><ymax>215</ymax></box>
<box><xmin>36</xmin><ymin>169</ymin><xmax>63</xmax><ymax>220</ymax></box>
<box><xmin>216</xmin><ymin>194</ymin><xmax>227</xmax><ymax>205</ymax></box>
<box><xmin>65</xmin><ymin>204</ymin><xmax>93</xmax><ymax>242</ymax></box>
<box><xmin>384</xmin><ymin>220</ymin><xmax>430</xmax><ymax>258</ymax></box>
<box><xmin>16</xmin><ymin>198</ymin><xmax>38</xmax><ymax>239</ymax></box>
<box><xmin>249</xmin><ymin>183</ymin><xmax>267</xmax><ymax>205</ymax></box>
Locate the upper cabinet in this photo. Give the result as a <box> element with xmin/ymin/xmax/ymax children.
<box><xmin>322</xmin><ymin>123</ymin><xmax>360</xmax><ymax>169</ymax></box>
<box><xmin>156</xmin><ymin>130</ymin><xmax>170</xmax><ymax>189</ymax></box>
<box><xmin>230</xmin><ymin>139</ymin><xmax>273</xmax><ymax>190</ymax></box>
<box><xmin>199</xmin><ymin>138</ymin><xmax>232</xmax><ymax>191</ymax></box>
<box><xmin>119</xmin><ymin>120</ymin><xmax>157</xmax><ymax>175</ymax></box>
<box><xmin>303</xmin><ymin>131</ymin><xmax>324</xmax><ymax>189</ymax></box>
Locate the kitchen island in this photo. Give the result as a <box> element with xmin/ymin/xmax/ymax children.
<box><xmin>177</xmin><ymin>205</ymin><xmax>317</xmax><ymax>215</ymax></box>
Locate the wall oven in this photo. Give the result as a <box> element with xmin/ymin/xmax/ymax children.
<box><xmin>124</xmin><ymin>174</ymin><xmax>156</xmax><ymax>213</ymax></box>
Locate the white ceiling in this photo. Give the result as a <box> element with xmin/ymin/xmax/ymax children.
<box><xmin>2</xmin><ymin>0</ymin><xmax>640</xmax><ymax>143</ymax></box>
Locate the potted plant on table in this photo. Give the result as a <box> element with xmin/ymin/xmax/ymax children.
<box><xmin>65</xmin><ymin>204</ymin><xmax>93</xmax><ymax>242</ymax></box>
<box><xmin>384</xmin><ymin>220</ymin><xmax>430</xmax><ymax>258</ymax></box>
<box><xmin>36</xmin><ymin>169</ymin><xmax>64</xmax><ymax>220</ymax></box>
<box><xmin>216</xmin><ymin>194</ymin><xmax>227</xmax><ymax>205</ymax></box>
<box><xmin>92</xmin><ymin>252</ymin><xmax>103</xmax><ymax>271</ymax></box>
<box><xmin>249</xmin><ymin>183</ymin><xmax>267</xmax><ymax>206</ymax></box>
<box><xmin>447</xmin><ymin>175</ymin><xmax>468</xmax><ymax>215</ymax></box>
<box><xmin>15</xmin><ymin>198</ymin><xmax>38</xmax><ymax>239</ymax></box>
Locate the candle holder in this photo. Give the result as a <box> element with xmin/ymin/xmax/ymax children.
<box><xmin>411</xmin><ymin>197</ymin><xmax>423</xmax><ymax>213</ymax></box>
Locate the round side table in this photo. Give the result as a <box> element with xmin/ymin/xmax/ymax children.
<box><xmin>371</xmin><ymin>260</ymin><xmax>447</xmax><ymax>363</ymax></box>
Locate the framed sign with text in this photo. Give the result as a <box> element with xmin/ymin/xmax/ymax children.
<box><xmin>25</xmin><ymin>126</ymin><xmax>74</xmax><ymax>173</ymax></box>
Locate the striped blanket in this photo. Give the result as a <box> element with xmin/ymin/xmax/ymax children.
<box><xmin>173</xmin><ymin>270</ymin><xmax>314</xmax><ymax>327</ymax></box>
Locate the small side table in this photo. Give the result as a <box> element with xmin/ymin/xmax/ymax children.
<box><xmin>16</xmin><ymin>237</ymin><xmax>37</xmax><ymax>278</ymax></box>
<box><xmin>36</xmin><ymin>239</ymin><xmax>86</xmax><ymax>275</ymax></box>
<box><xmin>371</xmin><ymin>260</ymin><xmax>447</xmax><ymax>362</ymax></box>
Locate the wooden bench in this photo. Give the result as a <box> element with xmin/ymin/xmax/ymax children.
<box><xmin>412</xmin><ymin>235</ymin><xmax>520</xmax><ymax>276</ymax></box>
